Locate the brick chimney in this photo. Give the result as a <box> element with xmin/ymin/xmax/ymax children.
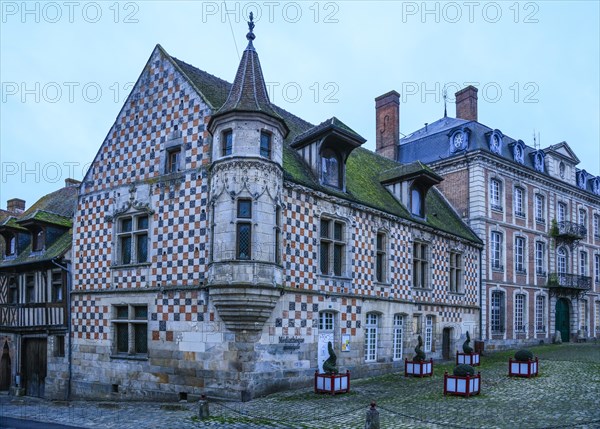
<box><xmin>375</xmin><ymin>90</ymin><xmax>400</xmax><ymax>160</ymax></box>
<box><xmin>65</xmin><ymin>178</ymin><xmax>81</xmax><ymax>188</ymax></box>
<box><xmin>455</xmin><ymin>86</ymin><xmax>478</xmax><ymax>122</ymax></box>
<box><xmin>7</xmin><ymin>198</ymin><xmax>25</xmax><ymax>214</ymax></box>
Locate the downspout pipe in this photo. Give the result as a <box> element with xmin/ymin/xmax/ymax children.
<box><xmin>51</xmin><ymin>258</ymin><xmax>71</xmax><ymax>401</ymax></box>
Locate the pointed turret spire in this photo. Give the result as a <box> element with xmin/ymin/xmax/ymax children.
<box><xmin>246</xmin><ymin>12</ymin><xmax>256</xmax><ymax>50</ymax></box>
<box><xmin>210</xmin><ymin>12</ymin><xmax>287</xmax><ymax>134</ymax></box>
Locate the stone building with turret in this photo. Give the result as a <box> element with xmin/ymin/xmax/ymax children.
<box><xmin>69</xmin><ymin>17</ymin><xmax>482</xmax><ymax>401</ymax></box>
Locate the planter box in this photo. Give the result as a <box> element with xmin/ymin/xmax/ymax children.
<box><xmin>404</xmin><ymin>358</ymin><xmax>433</xmax><ymax>377</ymax></box>
<box><xmin>444</xmin><ymin>371</ymin><xmax>481</xmax><ymax>397</ymax></box>
<box><xmin>314</xmin><ymin>371</ymin><xmax>350</xmax><ymax>395</ymax></box>
<box><xmin>508</xmin><ymin>357</ymin><xmax>539</xmax><ymax>378</ymax></box>
<box><xmin>456</xmin><ymin>351</ymin><xmax>480</xmax><ymax>366</ymax></box>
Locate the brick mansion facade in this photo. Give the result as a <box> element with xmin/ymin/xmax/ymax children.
<box><xmin>396</xmin><ymin>86</ymin><xmax>600</xmax><ymax>349</ymax></box>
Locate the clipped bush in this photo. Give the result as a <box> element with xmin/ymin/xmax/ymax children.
<box><xmin>462</xmin><ymin>331</ymin><xmax>474</xmax><ymax>354</ymax></box>
<box><xmin>514</xmin><ymin>349</ymin><xmax>534</xmax><ymax>362</ymax></box>
<box><xmin>453</xmin><ymin>364</ymin><xmax>475</xmax><ymax>377</ymax></box>
<box><xmin>413</xmin><ymin>335</ymin><xmax>426</xmax><ymax>362</ymax></box>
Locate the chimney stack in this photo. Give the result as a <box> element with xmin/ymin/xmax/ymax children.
<box><xmin>455</xmin><ymin>86</ymin><xmax>478</xmax><ymax>122</ymax></box>
<box><xmin>7</xmin><ymin>198</ymin><xmax>25</xmax><ymax>214</ymax></box>
<box><xmin>375</xmin><ymin>90</ymin><xmax>400</xmax><ymax>161</ymax></box>
<box><xmin>65</xmin><ymin>178</ymin><xmax>81</xmax><ymax>188</ymax></box>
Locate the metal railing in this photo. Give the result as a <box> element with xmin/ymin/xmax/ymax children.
<box><xmin>547</xmin><ymin>273</ymin><xmax>592</xmax><ymax>291</ymax></box>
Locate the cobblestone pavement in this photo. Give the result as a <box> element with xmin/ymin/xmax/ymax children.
<box><xmin>1</xmin><ymin>343</ymin><xmax>599</xmax><ymax>429</ymax></box>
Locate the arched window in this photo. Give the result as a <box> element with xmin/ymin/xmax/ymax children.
<box><xmin>32</xmin><ymin>227</ymin><xmax>45</xmax><ymax>252</ymax></box>
<box><xmin>4</xmin><ymin>234</ymin><xmax>16</xmax><ymax>257</ymax></box>
<box><xmin>321</xmin><ymin>148</ymin><xmax>341</xmax><ymax>188</ymax></box>
<box><xmin>557</xmin><ymin>247</ymin><xmax>568</xmax><ymax>275</ymax></box>
<box><xmin>411</xmin><ymin>186</ymin><xmax>424</xmax><ymax>217</ymax></box>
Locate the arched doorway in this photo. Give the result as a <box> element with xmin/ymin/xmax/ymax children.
<box><xmin>555</xmin><ymin>298</ymin><xmax>570</xmax><ymax>342</ymax></box>
<box><xmin>442</xmin><ymin>328</ymin><xmax>453</xmax><ymax>360</ymax></box>
<box><xmin>0</xmin><ymin>341</ymin><xmax>11</xmax><ymax>390</ymax></box>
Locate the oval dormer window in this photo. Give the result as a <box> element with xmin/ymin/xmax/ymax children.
<box><xmin>489</xmin><ymin>130</ymin><xmax>503</xmax><ymax>154</ymax></box>
<box><xmin>559</xmin><ymin>161</ymin><xmax>565</xmax><ymax>178</ymax></box>
<box><xmin>321</xmin><ymin>148</ymin><xmax>341</xmax><ymax>188</ymax></box>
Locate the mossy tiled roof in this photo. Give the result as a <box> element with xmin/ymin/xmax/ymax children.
<box><xmin>0</xmin><ymin>185</ymin><xmax>78</xmax><ymax>268</ymax></box>
<box><xmin>17</xmin><ymin>210</ymin><xmax>72</xmax><ymax>228</ymax></box>
<box><xmin>166</xmin><ymin>47</ymin><xmax>480</xmax><ymax>244</ymax></box>
<box><xmin>379</xmin><ymin>161</ymin><xmax>442</xmax><ymax>184</ymax></box>
<box><xmin>0</xmin><ymin>230</ymin><xmax>72</xmax><ymax>268</ymax></box>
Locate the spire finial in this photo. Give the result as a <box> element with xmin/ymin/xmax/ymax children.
<box><xmin>443</xmin><ymin>88</ymin><xmax>448</xmax><ymax>118</ymax></box>
<box><xmin>246</xmin><ymin>12</ymin><xmax>256</xmax><ymax>42</ymax></box>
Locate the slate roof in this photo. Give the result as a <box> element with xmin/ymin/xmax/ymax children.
<box><xmin>399</xmin><ymin>116</ymin><xmax>600</xmax><ymax>196</ymax></box>
<box><xmin>0</xmin><ymin>185</ymin><xmax>78</xmax><ymax>269</ymax></box>
<box><xmin>164</xmin><ymin>46</ymin><xmax>480</xmax><ymax>243</ymax></box>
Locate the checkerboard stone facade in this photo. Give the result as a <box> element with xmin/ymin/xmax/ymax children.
<box><xmin>70</xmin><ymin>45</ymin><xmax>481</xmax><ymax>401</ymax></box>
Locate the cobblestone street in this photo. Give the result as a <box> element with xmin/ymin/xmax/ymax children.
<box><xmin>1</xmin><ymin>343</ymin><xmax>599</xmax><ymax>429</ymax></box>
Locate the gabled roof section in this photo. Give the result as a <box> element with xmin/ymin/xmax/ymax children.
<box><xmin>17</xmin><ymin>210</ymin><xmax>72</xmax><ymax>228</ymax></box>
<box><xmin>0</xmin><ymin>229</ymin><xmax>72</xmax><ymax>268</ymax></box>
<box><xmin>379</xmin><ymin>161</ymin><xmax>442</xmax><ymax>185</ymax></box>
<box><xmin>543</xmin><ymin>141</ymin><xmax>581</xmax><ymax>164</ymax></box>
<box><xmin>0</xmin><ymin>216</ymin><xmax>27</xmax><ymax>232</ymax></box>
<box><xmin>291</xmin><ymin>117</ymin><xmax>366</xmax><ymax>149</ymax></box>
<box><xmin>21</xmin><ymin>186</ymin><xmax>78</xmax><ymax>220</ymax></box>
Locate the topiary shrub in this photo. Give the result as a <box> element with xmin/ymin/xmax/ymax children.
<box><xmin>462</xmin><ymin>331</ymin><xmax>474</xmax><ymax>354</ymax></box>
<box><xmin>413</xmin><ymin>335</ymin><xmax>426</xmax><ymax>362</ymax></box>
<box><xmin>514</xmin><ymin>349</ymin><xmax>534</xmax><ymax>362</ymax></box>
<box><xmin>322</xmin><ymin>341</ymin><xmax>339</xmax><ymax>374</ymax></box>
<box><xmin>453</xmin><ymin>364</ymin><xmax>475</xmax><ymax>377</ymax></box>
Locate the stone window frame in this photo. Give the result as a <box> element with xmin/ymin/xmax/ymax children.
<box><xmin>557</xmin><ymin>201</ymin><xmax>568</xmax><ymax>224</ymax></box>
<box><xmin>514</xmin><ymin>293</ymin><xmax>527</xmax><ymax>333</ymax></box>
<box><xmin>594</xmin><ymin>253</ymin><xmax>600</xmax><ymax>284</ymax></box>
<box><xmin>514</xmin><ymin>235</ymin><xmax>527</xmax><ymax>275</ymax></box>
<box><xmin>375</xmin><ymin>230</ymin><xmax>388</xmax><ymax>284</ymax></box>
<box><xmin>111</xmin><ymin>304</ymin><xmax>148</xmax><ymax>359</ymax></box>
<box><xmin>364</xmin><ymin>312</ymin><xmax>380</xmax><ymax>363</ymax></box>
<box><xmin>513</xmin><ymin>186</ymin><xmax>526</xmax><ymax>219</ymax></box>
<box><xmin>534</xmin><ymin>193</ymin><xmax>546</xmax><ymax>224</ymax></box>
<box><xmin>489</xmin><ymin>177</ymin><xmax>503</xmax><ymax>212</ymax></box>
<box><xmin>54</xmin><ymin>335</ymin><xmax>65</xmax><ymax>358</ymax></box>
<box><xmin>490</xmin><ymin>230</ymin><xmax>504</xmax><ymax>272</ymax></box>
<box><xmin>319</xmin><ymin>216</ymin><xmax>347</xmax><ymax>278</ymax></box>
<box><xmin>578</xmin><ymin>207</ymin><xmax>588</xmax><ymax>236</ymax></box>
<box><xmin>424</xmin><ymin>315</ymin><xmax>434</xmax><ymax>353</ymax></box>
<box><xmin>535</xmin><ymin>240</ymin><xmax>547</xmax><ymax>277</ymax></box>
<box><xmin>392</xmin><ymin>313</ymin><xmax>405</xmax><ymax>361</ymax></box>
<box><xmin>221</xmin><ymin>129</ymin><xmax>233</xmax><ymax>157</ymax></box>
<box><xmin>319</xmin><ymin>311</ymin><xmax>335</xmax><ymax>332</ymax></box>
<box><xmin>534</xmin><ymin>293</ymin><xmax>547</xmax><ymax>333</ymax></box>
<box><xmin>236</xmin><ymin>199</ymin><xmax>252</xmax><ymax>261</ymax></box>
<box><xmin>593</xmin><ymin>213</ymin><xmax>600</xmax><ymax>240</ymax></box>
<box><xmin>580</xmin><ymin>299</ymin><xmax>588</xmax><ymax>334</ymax></box>
<box><xmin>557</xmin><ymin>246</ymin><xmax>569</xmax><ymax>276</ymax></box>
<box><xmin>579</xmin><ymin>250</ymin><xmax>589</xmax><ymax>277</ymax></box>
<box><xmin>260</xmin><ymin>130</ymin><xmax>272</xmax><ymax>159</ymax></box>
<box><xmin>449</xmin><ymin>250</ymin><xmax>463</xmax><ymax>293</ymax></box>
<box><xmin>412</xmin><ymin>241</ymin><xmax>430</xmax><ymax>289</ymax></box>
<box><xmin>115</xmin><ymin>212</ymin><xmax>150</xmax><ymax>267</ymax></box>
<box><xmin>490</xmin><ymin>288</ymin><xmax>506</xmax><ymax>334</ymax></box>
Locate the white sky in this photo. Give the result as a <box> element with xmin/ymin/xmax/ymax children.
<box><xmin>1</xmin><ymin>1</ymin><xmax>599</xmax><ymax>206</ymax></box>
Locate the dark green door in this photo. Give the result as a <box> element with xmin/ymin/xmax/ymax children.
<box><xmin>555</xmin><ymin>298</ymin><xmax>570</xmax><ymax>342</ymax></box>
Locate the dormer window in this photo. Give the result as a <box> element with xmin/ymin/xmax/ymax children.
<box><xmin>410</xmin><ymin>186</ymin><xmax>424</xmax><ymax>218</ymax></box>
<box><xmin>4</xmin><ymin>233</ymin><xmax>16</xmax><ymax>257</ymax></box>
<box><xmin>449</xmin><ymin>128</ymin><xmax>469</xmax><ymax>153</ymax></box>
<box><xmin>533</xmin><ymin>151</ymin><xmax>545</xmax><ymax>173</ymax></box>
<box><xmin>260</xmin><ymin>131</ymin><xmax>271</xmax><ymax>159</ymax></box>
<box><xmin>321</xmin><ymin>148</ymin><xmax>341</xmax><ymax>188</ymax></box>
<box><xmin>512</xmin><ymin>140</ymin><xmax>525</xmax><ymax>164</ymax></box>
<box><xmin>222</xmin><ymin>129</ymin><xmax>233</xmax><ymax>157</ymax></box>
<box><xmin>489</xmin><ymin>130</ymin><xmax>503</xmax><ymax>154</ymax></box>
<box><xmin>592</xmin><ymin>177</ymin><xmax>600</xmax><ymax>195</ymax></box>
<box><xmin>577</xmin><ymin>170</ymin><xmax>587</xmax><ymax>190</ymax></box>
<box><xmin>32</xmin><ymin>227</ymin><xmax>45</xmax><ymax>252</ymax></box>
